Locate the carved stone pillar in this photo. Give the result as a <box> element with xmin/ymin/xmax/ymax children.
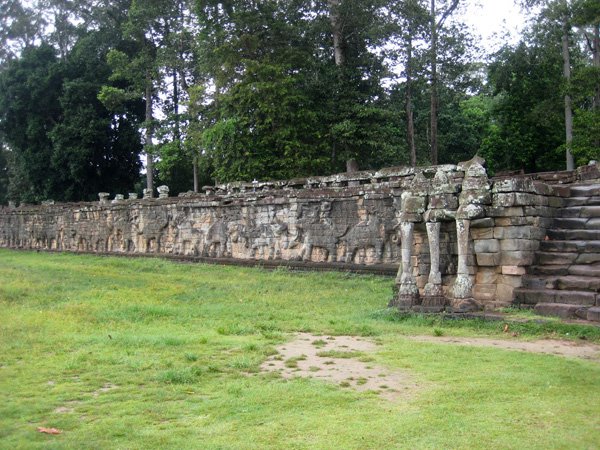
<box><xmin>453</xmin><ymin>218</ymin><xmax>473</xmax><ymax>299</ymax></box>
<box><xmin>390</xmin><ymin>172</ymin><xmax>429</xmax><ymax>310</ymax></box>
<box><xmin>392</xmin><ymin>221</ymin><xmax>419</xmax><ymax>309</ymax></box>
<box><xmin>421</xmin><ymin>221</ymin><xmax>446</xmax><ymax>312</ymax></box>
<box><xmin>451</xmin><ymin>156</ymin><xmax>490</xmax><ymax>312</ymax></box>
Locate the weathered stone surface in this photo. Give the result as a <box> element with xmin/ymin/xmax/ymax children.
<box><xmin>474</xmin><ymin>239</ymin><xmax>500</xmax><ymax>253</ymax></box>
<box><xmin>157</xmin><ymin>185</ymin><xmax>170</xmax><ymax>199</ymax></box>
<box><xmin>471</xmin><ymin>228</ymin><xmax>494</xmax><ymax>239</ymax></box>
<box><xmin>473</xmin><ymin>284</ymin><xmax>497</xmax><ymax>301</ymax></box>
<box><xmin>587</xmin><ymin>307</ymin><xmax>600</xmax><ymax>321</ymax></box>
<box><xmin>493</xmin><ymin>226</ymin><xmax>546</xmax><ymax>240</ymax></box>
<box><xmin>534</xmin><ymin>303</ymin><xmax>587</xmax><ymax>319</ymax></box>
<box><xmin>500</xmin><ymin>239</ymin><xmax>539</xmax><ymax>252</ymax></box>
<box><xmin>502</xmin><ymin>266</ymin><xmax>527</xmax><ymax>276</ymax></box>
<box><xmin>98</xmin><ymin>192</ymin><xmax>110</xmax><ymax>204</ymax></box>
<box><xmin>500</xmin><ymin>251</ymin><xmax>535</xmax><ymax>266</ymax></box>
<box><xmin>496</xmin><ymin>283</ymin><xmax>518</xmax><ymax>302</ymax></box>
<box><xmin>3</xmin><ymin>162</ymin><xmax>600</xmax><ymax>317</ymax></box>
<box><xmin>475</xmin><ymin>268</ymin><xmax>500</xmax><ymax>285</ymax></box>
<box><xmin>471</xmin><ymin>218</ymin><xmax>494</xmax><ymax>228</ymax></box>
<box><xmin>514</xmin><ymin>288</ymin><xmax>596</xmax><ymax>306</ymax></box>
<box><xmin>485</xmin><ymin>206</ymin><xmax>524</xmax><ymax>218</ymax></box>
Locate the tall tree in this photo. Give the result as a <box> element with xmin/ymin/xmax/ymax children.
<box><xmin>428</xmin><ymin>0</ymin><xmax>460</xmax><ymax>165</ymax></box>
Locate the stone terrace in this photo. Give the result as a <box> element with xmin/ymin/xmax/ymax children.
<box><xmin>1</xmin><ymin>158</ymin><xmax>599</xmax><ymax>321</ymax></box>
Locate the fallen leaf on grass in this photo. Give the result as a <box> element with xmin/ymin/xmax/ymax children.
<box><xmin>37</xmin><ymin>427</ymin><xmax>62</xmax><ymax>435</ymax></box>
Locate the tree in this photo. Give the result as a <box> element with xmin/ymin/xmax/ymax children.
<box><xmin>49</xmin><ymin>30</ymin><xmax>143</xmax><ymax>200</ymax></box>
<box><xmin>428</xmin><ymin>0</ymin><xmax>460</xmax><ymax>165</ymax></box>
<box><xmin>483</xmin><ymin>39</ymin><xmax>566</xmax><ymax>173</ymax></box>
<box><xmin>0</xmin><ymin>0</ymin><xmax>44</xmax><ymax>66</ymax></box>
<box><xmin>0</xmin><ymin>45</ymin><xmax>63</xmax><ymax>203</ymax></box>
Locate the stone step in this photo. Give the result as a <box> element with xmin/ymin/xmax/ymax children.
<box><xmin>514</xmin><ymin>288</ymin><xmax>597</xmax><ymax>306</ymax></box>
<box><xmin>588</xmin><ymin>307</ymin><xmax>600</xmax><ymax>322</ymax></box>
<box><xmin>540</xmin><ymin>240</ymin><xmax>600</xmax><ymax>253</ymax></box>
<box><xmin>523</xmin><ymin>275</ymin><xmax>600</xmax><ymax>292</ymax></box>
<box><xmin>560</xmin><ymin>205</ymin><xmax>600</xmax><ymax>218</ymax></box>
<box><xmin>529</xmin><ymin>264</ymin><xmax>600</xmax><ymax>277</ymax></box>
<box><xmin>547</xmin><ymin>229</ymin><xmax>600</xmax><ymax>240</ymax></box>
<box><xmin>553</xmin><ymin>218</ymin><xmax>600</xmax><ymax>230</ymax></box>
<box><xmin>534</xmin><ymin>303</ymin><xmax>589</xmax><ymax>320</ymax></box>
<box><xmin>568</xmin><ymin>265</ymin><xmax>600</xmax><ymax>277</ymax></box>
<box><xmin>536</xmin><ymin>252</ymin><xmax>578</xmax><ymax>265</ymax></box>
<box><xmin>569</xmin><ymin>184</ymin><xmax>600</xmax><ymax>197</ymax></box>
<box><xmin>565</xmin><ymin>196</ymin><xmax>600</xmax><ymax>207</ymax></box>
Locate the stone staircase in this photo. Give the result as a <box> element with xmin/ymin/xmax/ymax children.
<box><xmin>514</xmin><ymin>183</ymin><xmax>600</xmax><ymax>322</ymax></box>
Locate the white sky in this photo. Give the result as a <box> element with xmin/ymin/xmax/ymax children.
<box><xmin>463</xmin><ymin>0</ymin><xmax>527</xmax><ymax>52</ymax></box>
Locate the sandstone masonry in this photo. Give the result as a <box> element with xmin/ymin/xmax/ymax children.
<box><xmin>1</xmin><ymin>159</ymin><xmax>599</xmax><ymax>316</ymax></box>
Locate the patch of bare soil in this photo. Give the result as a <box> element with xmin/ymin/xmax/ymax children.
<box><xmin>261</xmin><ymin>333</ymin><xmax>419</xmax><ymax>401</ymax></box>
<box><xmin>407</xmin><ymin>336</ymin><xmax>600</xmax><ymax>361</ymax></box>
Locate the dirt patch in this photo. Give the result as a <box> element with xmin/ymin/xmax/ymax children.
<box><xmin>407</xmin><ymin>336</ymin><xmax>600</xmax><ymax>361</ymax></box>
<box><xmin>53</xmin><ymin>406</ymin><xmax>75</xmax><ymax>414</ymax></box>
<box><xmin>92</xmin><ymin>383</ymin><xmax>118</xmax><ymax>397</ymax></box>
<box><xmin>261</xmin><ymin>333</ymin><xmax>419</xmax><ymax>401</ymax></box>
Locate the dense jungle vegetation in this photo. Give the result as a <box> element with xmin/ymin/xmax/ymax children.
<box><xmin>0</xmin><ymin>0</ymin><xmax>598</xmax><ymax>204</ymax></box>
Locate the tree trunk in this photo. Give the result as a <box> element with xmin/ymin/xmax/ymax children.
<box><xmin>562</xmin><ymin>19</ymin><xmax>574</xmax><ymax>171</ymax></box>
<box><xmin>406</xmin><ymin>34</ymin><xmax>417</xmax><ymax>167</ymax></box>
<box><xmin>328</xmin><ymin>0</ymin><xmax>345</xmax><ymax>66</ymax></box>
<box><xmin>145</xmin><ymin>73</ymin><xmax>154</xmax><ymax>194</ymax></box>
<box><xmin>430</xmin><ymin>0</ymin><xmax>439</xmax><ymax>166</ymax></box>
<box><xmin>593</xmin><ymin>23</ymin><xmax>600</xmax><ymax>111</ymax></box>
<box><xmin>173</xmin><ymin>68</ymin><xmax>180</xmax><ymax>145</ymax></box>
<box><xmin>193</xmin><ymin>154</ymin><xmax>199</xmax><ymax>193</ymax></box>
<box><xmin>593</xmin><ymin>23</ymin><xmax>600</xmax><ymax>150</ymax></box>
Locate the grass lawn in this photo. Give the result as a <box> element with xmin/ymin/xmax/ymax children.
<box><xmin>1</xmin><ymin>249</ymin><xmax>599</xmax><ymax>449</ymax></box>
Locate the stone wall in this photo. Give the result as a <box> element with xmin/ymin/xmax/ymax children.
<box><xmin>1</xmin><ymin>158</ymin><xmax>598</xmax><ymax>311</ymax></box>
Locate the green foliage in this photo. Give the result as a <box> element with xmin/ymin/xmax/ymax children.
<box><xmin>482</xmin><ymin>41</ymin><xmax>566</xmax><ymax>173</ymax></box>
<box><xmin>0</xmin><ymin>33</ymin><xmax>143</xmax><ymax>203</ymax></box>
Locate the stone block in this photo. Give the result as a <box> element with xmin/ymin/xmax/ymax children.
<box><xmin>474</xmin><ymin>239</ymin><xmax>500</xmax><ymax>253</ymax></box>
<box><xmin>486</xmin><ymin>206</ymin><xmax>524</xmax><ymax>218</ymax></box>
<box><xmin>534</xmin><ymin>303</ymin><xmax>586</xmax><ymax>319</ymax></box>
<box><xmin>459</xmin><ymin>191</ymin><xmax>492</xmax><ymax>205</ymax></box>
<box><xmin>456</xmin><ymin>204</ymin><xmax>485</xmax><ymax>220</ymax></box>
<box><xmin>471</xmin><ymin>218</ymin><xmax>495</xmax><ymax>228</ymax></box>
<box><xmin>502</xmin><ymin>266</ymin><xmax>526</xmax><ymax>276</ymax></box>
<box><xmin>499</xmin><ymin>274</ymin><xmax>523</xmax><ymax>288</ymax></box>
<box><xmin>548</xmin><ymin>196</ymin><xmax>565</xmax><ymax>208</ymax></box>
<box><xmin>496</xmin><ymin>284</ymin><xmax>516</xmax><ymax>302</ymax></box>
<box><xmin>588</xmin><ymin>307</ymin><xmax>600</xmax><ymax>322</ymax></box>
<box><xmin>500</xmin><ymin>239</ymin><xmax>539</xmax><ymax>252</ymax></box>
<box><xmin>493</xmin><ymin>193</ymin><xmax>517</xmax><ymax>207</ymax></box>
<box><xmin>473</xmin><ymin>284</ymin><xmax>497</xmax><ymax>302</ymax></box>
<box><xmin>524</xmin><ymin>206</ymin><xmax>555</xmax><ymax>217</ymax></box>
<box><xmin>471</xmin><ymin>228</ymin><xmax>494</xmax><ymax>240</ymax></box>
<box><xmin>463</xmin><ymin>178</ymin><xmax>491</xmax><ymax>191</ymax></box>
<box><xmin>515</xmin><ymin>193</ymin><xmax>548</xmax><ymax>206</ymax></box>
<box><xmin>492</xmin><ymin>178</ymin><xmax>533</xmax><ymax>194</ymax></box>
<box><xmin>476</xmin><ymin>252</ymin><xmax>501</xmax><ymax>266</ymax></box>
<box><xmin>500</xmin><ymin>251</ymin><xmax>535</xmax><ymax>266</ymax></box>
<box><xmin>428</xmin><ymin>194</ymin><xmax>458</xmax><ymax>210</ymax></box>
<box><xmin>494</xmin><ymin>226</ymin><xmax>545</xmax><ymax>240</ymax></box>
<box><xmin>475</xmin><ymin>268</ymin><xmax>500</xmax><ymax>285</ymax></box>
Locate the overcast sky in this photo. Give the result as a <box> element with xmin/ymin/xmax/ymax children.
<box><xmin>463</xmin><ymin>0</ymin><xmax>527</xmax><ymax>51</ymax></box>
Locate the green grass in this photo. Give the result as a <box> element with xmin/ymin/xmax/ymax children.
<box><xmin>316</xmin><ymin>350</ymin><xmax>365</xmax><ymax>359</ymax></box>
<box><xmin>0</xmin><ymin>249</ymin><xmax>599</xmax><ymax>449</ymax></box>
